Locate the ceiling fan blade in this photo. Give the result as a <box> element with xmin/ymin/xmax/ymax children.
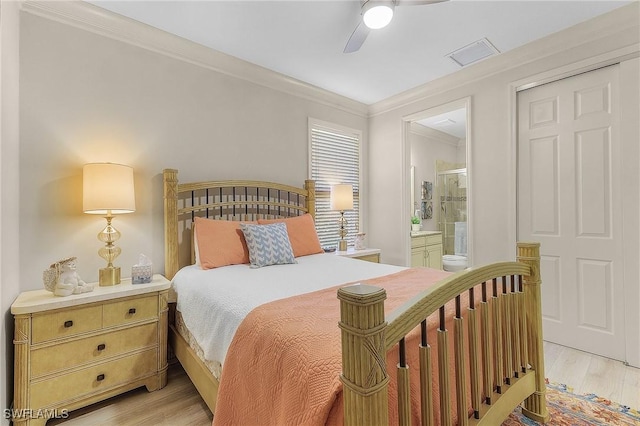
<box><xmin>344</xmin><ymin>22</ymin><xmax>370</xmax><ymax>53</ymax></box>
<box><xmin>395</xmin><ymin>0</ymin><xmax>448</xmax><ymax>5</ymax></box>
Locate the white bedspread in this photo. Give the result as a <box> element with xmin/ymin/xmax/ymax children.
<box><xmin>172</xmin><ymin>253</ymin><xmax>405</xmax><ymax>365</ymax></box>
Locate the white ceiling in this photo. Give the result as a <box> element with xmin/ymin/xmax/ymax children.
<box><xmin>88</xmin><ymin>0</ymin><xmax>630</xmax><ymax>105</ymax></box>
<box><xmin>417</xmin><ymin>107</ymin><xmax>467</xmax><ymax>139</ymax></box>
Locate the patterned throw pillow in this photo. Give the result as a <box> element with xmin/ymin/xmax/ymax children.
<box><xmin>239</xmin><ymin>222</ymin><xmax>296</xmax><ymax>268</ymax></box>
<box><xmin>258</xmin><ymin>214</ymin><xmax>323</xmax><ymax>257</ymax></box>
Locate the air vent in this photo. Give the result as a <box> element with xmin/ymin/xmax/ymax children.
<box><xmin>447</xmin><ymin>38</ymin><xmax>500</xmax><ymax>67</ymax></box>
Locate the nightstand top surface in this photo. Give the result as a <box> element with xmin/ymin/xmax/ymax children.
<box><xmin>335</xmin><ymin>247</ymin><xmax>381</xmax><ymax>257</ymax></box>
<box><xmin>11</xmin><ymin>274</ymin><xmax>171</xmax><ymax>314</ymax></box>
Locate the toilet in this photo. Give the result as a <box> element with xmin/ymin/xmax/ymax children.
<box><xmin>442</xmin><ymin>254</ymin><xmax>467</xmax><ymax>272</ymax></box>
<box><xmin>443</xmin><ymin>222</ymin><xmax>468</xmax><ymax>272</ymax></box>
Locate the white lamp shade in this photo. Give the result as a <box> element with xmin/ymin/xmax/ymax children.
<box><xmin>363</xmin><ymin>1</ymin><xmax>394</xmax><ymax>29</ymax></box>
<box><xmin>83</xmin><ymin>163</ymin><xmax>135</xmax><ymax>215</ymax></box>
<box><xmin>330</xmin><ymin>184</ymin><xmax>354</xmax><ymax>210</ymax></box>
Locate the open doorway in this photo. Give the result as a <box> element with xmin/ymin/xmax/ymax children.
<box><xmin>402</xmin><ymin>97</ymin><xmax>472</xmax><ymax>269</ymax></box>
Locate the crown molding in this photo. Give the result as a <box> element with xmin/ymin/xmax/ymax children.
<box><xmin>369</xmin><ymin>2</ymin><xmax>640</xmax><ymax>117</ymax></box>
<box><xmin>20</xmin><ymin>0</ymin><xmax>369</xmax><ymax>118</ymax></box>
<box><xmin>410</xmin><ymin>123</ymin><xmax>460</xmax><ymax>146</ymax></box>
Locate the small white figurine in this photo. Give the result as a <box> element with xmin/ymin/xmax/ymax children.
<box><xmin>43</xmin><ymin>257</ymin><xmax>94</xmax><ymax>297</ymax></box>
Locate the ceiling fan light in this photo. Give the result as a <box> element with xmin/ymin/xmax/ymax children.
<box><xmin>362</xmin><ymin>2</ymin><xmax>394</xmax><ymax>30</ymax></box>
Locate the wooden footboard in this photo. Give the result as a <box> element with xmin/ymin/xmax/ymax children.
<box><xmin>338</xmin><ymin>242</ymin><xmax>549</xmax><ymax>425</ymax></box>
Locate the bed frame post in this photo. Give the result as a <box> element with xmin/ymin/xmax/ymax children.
<box><xmin>338</xmin><ymin>284</ymin><xmax>389</xmax><ymax>426</ymax></box>
<box><xmin>517</xmin><ymin>242</ymin><xmax>549</xmax><ymax>423</ymax></box>
<box><xmin>164</xmin><ymin>169</ymin><xmax>179</xmax><ymax>280</ymax></box>
<box><xmin>305</xmin><ymin>179</ymin><xmax>316</xmax><ymax>219</ymax></box>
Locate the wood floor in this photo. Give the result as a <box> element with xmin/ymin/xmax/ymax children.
<box><xmin>49</xmin><ymin>341</ymin><xmax>639</xmax><ymax>426</ymax></box>
<box><xmin>48</xmin><ymin>364</ymin><xmax>213</xmax><ymax>426</ymax></box>
<box><xmin>543</xmin><ymin>341</ymin><xmax>640</xmax><ymax>410</ymax></box>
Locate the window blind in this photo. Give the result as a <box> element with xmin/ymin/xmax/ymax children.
<box><xmin>310</xmin><ymin>124</ymin><xmax>361</xmax><ymax>248</ymax></box>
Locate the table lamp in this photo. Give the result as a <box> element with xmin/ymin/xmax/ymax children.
<box><xmin>330</xmin><ymin>184</ymin><xmax>353</xmax><ymax>251</ymax></box>
<box><xmin>83</xmin><ymin>163</ymin><xmax>135</xmax><ymax>286</ymax></box>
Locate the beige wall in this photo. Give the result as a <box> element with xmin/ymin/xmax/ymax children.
<box><xmin>18</xmin><ymin>12</ymin><xmax>367</xmax><ymax>289</ymax></box>
<box><xmin>1</xmin><ymin>0</ymin><xmax>21</xmax><ymax>418</ymax></box>
<box><xmin>368</xmin><ymin>3</ymin><xmax>639</xmax><ymax>365</ymax></box>
<box><xmin>619</xmin><ymin>56</ymin><xmax>640</xmax><ymax>368</ymax></box>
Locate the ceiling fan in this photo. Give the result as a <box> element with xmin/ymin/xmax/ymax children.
<box><xmin>344</xmin><ymin>0</ymin><xmax>448</xmax><ymax>53</ymax></box>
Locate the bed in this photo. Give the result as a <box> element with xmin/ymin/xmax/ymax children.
<box><xmin>163</xmin><ymin>168</ymin><xmax>549</xmax><ymax>425</ymax></box>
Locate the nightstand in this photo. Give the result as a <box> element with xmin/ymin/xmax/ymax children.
<box><xmin>335</xmin><ymin>247</ymin><xmax>381</xmax><ymax>263</ymax></box>
<box><xmin>11</xmin><ymin>274</ymin><xmax>171</xmax><ymax>426</ymax></box>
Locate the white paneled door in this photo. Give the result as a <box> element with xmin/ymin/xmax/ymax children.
<box><xmin>517</xmin><ymin>66</ymin><xmax>626</xmax><ymax>361</ymax></box>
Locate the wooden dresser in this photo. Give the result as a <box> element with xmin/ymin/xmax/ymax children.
<box><xmin>11</xmin><ymin>275</ymin><xmax>171</xmax><ymax>425</ymax></box>
<box><xmin>410</xmin><ymin>231</ymin><xmax>443</xmax><ymax>269</ymax></box>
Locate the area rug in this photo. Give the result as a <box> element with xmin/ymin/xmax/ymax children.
<box><xmin>503</xmin><ymin>380</ymin><xmax>640</xmax><ymax>425</ymax></box>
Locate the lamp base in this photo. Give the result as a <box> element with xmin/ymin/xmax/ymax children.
<box><xmin>338</xmin><ymin>239</ymin><xmax>348</xmax><ymax>251</ymax></box>
<box><xmin>99</xmin><ymin>266</ymin><xmax>121</xmax><ymax>286</ymax></box>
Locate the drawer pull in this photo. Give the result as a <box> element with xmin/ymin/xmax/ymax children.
<box><xmin>96</xmin><ymin>374</ymin><xmax>105</xmax><ymax>381</ymax></box>
<box><xmin>128</xmin><ymin>308</ymin><xmax>136</xmax><ymax>315</ymax></box>
<box><xmin>97</xmin><ymin>343</ymin><xmax>106</xmax><ymax>351</ymax></box>
<box><xmin>64</xmin><ymin>320</ymin><xmax>73</xmax><ymax>328</ymax></box>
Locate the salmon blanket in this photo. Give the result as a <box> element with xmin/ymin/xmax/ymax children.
<box><xmin>213</xmin><ymin>267</ymin><xmax>471</xmax><ymax>426</ymax></box>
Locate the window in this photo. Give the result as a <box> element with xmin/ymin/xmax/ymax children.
<box><xmin>309</xmin><ymin>118</ymin><xmax>361</xmax><ymax>248</ymax></box>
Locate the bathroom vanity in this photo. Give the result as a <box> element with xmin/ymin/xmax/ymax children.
<box><xmin>410</xmin><ymin>231</ymin><xmax>443</xmax><ymax>269</ymax></box>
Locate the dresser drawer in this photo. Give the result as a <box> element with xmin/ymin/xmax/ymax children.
<box><xmin>103</xmin><ymin>295</ymin><xmax>157</xmax><ymax>328</ymax></box>
<box><xmin>31</xmin><ymin>305</ymin><xmax>102</xmax><ymax>344</ymax></box>
<box><xmin>354</xmin><ymin>253</ymin><xmax>380</xmax><ymax>263</ymax></box>
<box><xmin>411</xmin><ymin>236</ymin><xmax>426</xmax><ymax>248</ymax></box>
<box><xmin>31</xmin><ymin>322</ymin><xmax>158</xmax><ymax>378</ymax></box>
<box><xmin>30</xmin><ymin>348</ymin><xmax>158</xmax><ymax>408</ymax></box>
<box><xmin>425</xmin><ymin>234</ymin><xmax>442</xmax><ymax>246</ymax></box>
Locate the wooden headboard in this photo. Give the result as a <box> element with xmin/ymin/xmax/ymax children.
<box><xmin>163</xmin><ymin>169</ymin><xmax>316</xmax><ymax>280</ymax></box>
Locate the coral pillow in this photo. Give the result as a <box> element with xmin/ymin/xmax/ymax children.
<box><xmin>194</xmin><ymin>217</ymin><xmax>255</xmax><ymax>269</ymax></box>
<box><xmin>258</xmin><ymin>214</ymin><xmax>323</xmax><ymax>257</ymax></box>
